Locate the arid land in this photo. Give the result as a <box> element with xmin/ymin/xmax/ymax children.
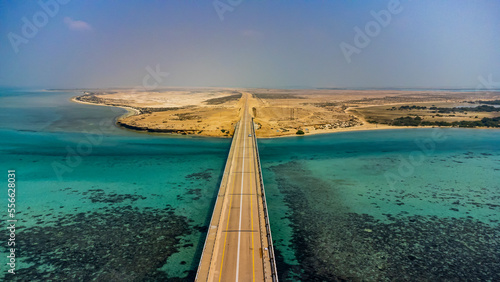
<box><xmin>72</xmin><ymin>88</ymin><xmax>500</xmax><ymax>137</ymax></box>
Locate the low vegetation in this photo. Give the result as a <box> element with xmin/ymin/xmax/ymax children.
<box><xmin>174</xmin><ymin>113</ymin><xmax>201</xmax><ymax>121</ymax></box>
<box><xmin>313</xmin><ymin>102</ymin><xmax>339</xmax><ymax>107</ymax></box>
<box><xmin>472</xmin><ymin>100</ymin><xmax>500</xmax><ymax>105</ymax></box>
<box><xmin>430</xmin><ymin>105</ymin><xmax>500</xmax><ymax>113</ymax></box>
<box><xmin>388</xmin><ymin>105</ymin><xmax>428</xmax><ymax>110</ymax></box>
<box><xmin>390</xmin><ymin>104</ymin><xmax>500</xmax><ymax>113</ymax></box>
<box><xmin>203</xmin><ymin>93</ymin><xmax>242</xmax><ymax>105</ymax></box>
<box><xmin>252</xmin><ymin>93</ymin><xmax>305</xmax><ymax>99</ymax></box>
<box><xmin>389</xmin><ymin>116</ymin><xmax>500</xmax><ymax>128</ymax></box>
<box><xmin>392</xmin><ymin>116</ymin><xmax>423</xmax><ymax>126</ymax></box>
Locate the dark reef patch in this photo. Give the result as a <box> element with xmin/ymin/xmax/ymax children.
<box><xmin>270</xmin><ymin>161</ymin><xmax>500</xmax><ymax>281</ymax></box>
<box><xmin>186</xmin><ymin>188</ymin><xmax>202</xmax><ymax>201</ymax></box>
<box><xmin>85</xmin><ymin>189</ymin><xmax>147</xmax><ymax>203</ymax></box>
<box><xmin>185</xmin><ymin>169</ymin><xmax>213</xmax><ymax>181</ymax></box>
<box><xmin>1</xmin><ymin>205</ymin><xmax>197</xmax><ymax>281</ymax></box>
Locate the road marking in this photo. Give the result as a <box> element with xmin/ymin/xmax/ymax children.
<box><xmin>235</xmin><ymin>112</ymin><xmax>247</xmax><ymax>282</ymax></box>
<box><xmin>218</xmin><ymin>124</ymin><xmax>241</xmax><ymax>282</ymax></box>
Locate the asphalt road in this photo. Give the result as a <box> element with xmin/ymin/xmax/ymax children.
<box><xmin>196</xmin><ymin>94</ymin><xmax>273</xmax><ymax>282</ymax></box>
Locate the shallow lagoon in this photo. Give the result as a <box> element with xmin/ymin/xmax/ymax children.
<box><xmin>0</xmin><ymin>89</ymin><xmax>230</xmax><ymax>280</ymax></box>
<box><xmin>259</xmin><ymin>129</ymin><xmax>500</xmax><ymax>280</ymax></box>
<box><xmin>1</xmin><ymin>89</ymin><xmax>499</xmax><ymax>280</ymax></box>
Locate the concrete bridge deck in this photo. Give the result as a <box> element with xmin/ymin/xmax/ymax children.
<box><xmin>196</xmin><ymin>95</ymin><xmax>278</xmax><ymax>282</ymax></box>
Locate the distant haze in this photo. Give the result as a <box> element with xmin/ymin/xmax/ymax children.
<box><xmin>1</xmin><ymin>0</ymin><xmax>499</xmax><ymax>89</ymax></box>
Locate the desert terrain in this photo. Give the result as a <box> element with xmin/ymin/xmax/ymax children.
<box><xmin>73</xmin><ymin>88</ymin><xmax>500</xmax><ymax>137</ymax></box>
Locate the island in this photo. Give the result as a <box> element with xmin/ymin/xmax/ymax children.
<box><xmin>73</xmin><ymin>88</ymin><xmax>500</xmax><ymax>137</ymax></box>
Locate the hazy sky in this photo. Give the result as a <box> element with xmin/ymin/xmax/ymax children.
<box><xmin>1</xmin><ymin>0</ymin><xmax>499</xmax><ymax>89</ymax></box>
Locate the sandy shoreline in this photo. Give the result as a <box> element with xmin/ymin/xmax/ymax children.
<box><xmin>255</xmin><ymin>124</ymin><xmax>415</xmax><ymax>139</ymax></box>
<box><xmin>71</xmin><ymin>95</ymin><xmax>401</xmax><ymax>137</ymax></box>
<box><xmin>71</xmin><ymin>96</ymin><xmax>141</xmax><ymax>118</ymax></box>
<box><xmin>71</xmin><ymin>95</ymin><xmax>497</xmax><ymax>139</ymax></box>
<box><xmin>69</xmin><ymin>89</ymin><xmax>500</xmax><ymax>139</ymax></box>
<box><xmin>253</xmin><ymin>124</ymin><xmax>500</xmax><ymax>139</ymax></box>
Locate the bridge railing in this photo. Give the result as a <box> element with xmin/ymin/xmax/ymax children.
<box><xmin>195</xmin><ymin>121</ymin><xmax>240</xmax><ymax>281</ymax></box>
<box><xmin>251</xmin><ymin>118</ymin><xmax>279</xmax><ymax>282</ymax></box>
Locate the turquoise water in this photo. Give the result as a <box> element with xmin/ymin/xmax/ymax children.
<box><xmin>0</xmin><ymin>88</ymin><xmax>130</xmax><ymax>134</ymax></box>
<box><xmin>259</xmin><ymin>129</ymin><xmax>500</xmax><ymax>280</ymax></box>
<box><xmin>1</xmin><ymin>88</ymin><xmax>499</xmax><ymax>280</ymax></box>
<box><xmin>0</xmin><ymin>89</ymin><xmax>230</xmax><ymax>280</ymax></box>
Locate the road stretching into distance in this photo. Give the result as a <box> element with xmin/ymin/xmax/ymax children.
<box><xmin>196</xmin><ymin>94</ymin><xmax>278</xmax><ymax>281</ymax></box>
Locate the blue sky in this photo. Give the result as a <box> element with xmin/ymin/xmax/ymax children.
<box><xmin>1</xmin><ymin>0</ymin><xmax>499</xmax><ymax>88</ymax></box>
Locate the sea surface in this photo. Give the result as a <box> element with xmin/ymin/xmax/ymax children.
<box><xmin>0</xmin><ymin>89</ymin><xmax>230</xmax><ymax>280</ymax></box>
<box><xmin>1</xmin><ymin>88</ymin><xmax>499</xmax><ymax>281</ymax></box>
<box><xmin>259</xmin><ymin>128</ymin><xmax>500</xmax><ymax>281</ymax></box>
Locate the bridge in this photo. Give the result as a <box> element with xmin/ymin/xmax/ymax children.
<box><xmin>196</xmin><ymin>94</ymin><xmax>278</xmax><ymax>281</ymax></box>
